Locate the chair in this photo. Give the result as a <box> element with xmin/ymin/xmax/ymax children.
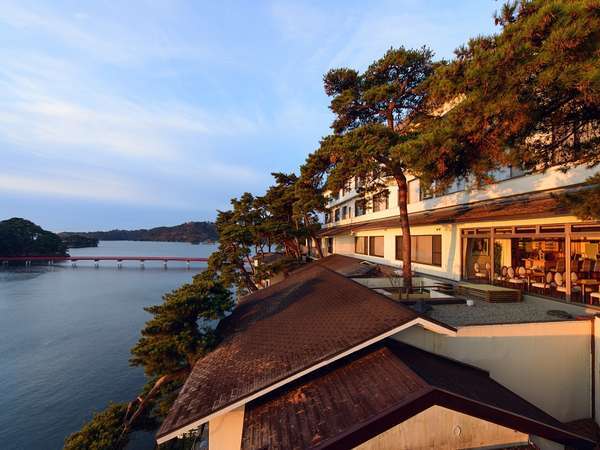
<box><xmin>555</xmin><ymin>259</ymin><xmax>565</xmax><ymax>274</ymax></box>
<box><xmin>593</xmin><ymin>259</ymin><xmax>600</xmax><ymax>280</ymax></box>
<box><xmin>556</xmin><ymin>272</ymin><xmax>583</xmax><ymax>300</ymax></box>
<box><xmin>580</xmin><ymin>258</ymin><xmax>593</xmax><ymax>278</ymax></box>
<box><xmin>531</xmin><ymin>271</ymin><xmax>553</xmax><ymax>295</ymax></box>
<box><xmin>591</xmin><ymin>290</ymin><xmax>600</xmax><ymax>305</ymax></box>
<box><xmin>507</xmin><ymin>267</ymin><xmax>526</xmax><ymax>290</ymax></box>
<box><xmin>494</xmin><ymin>266</ymin><xmax>508</xmax><ymax>286</ymax></box>
<box><xmin>474</xmin><ymin>262</ymin><xmax>488</xmax><ymax>282</ymax></box>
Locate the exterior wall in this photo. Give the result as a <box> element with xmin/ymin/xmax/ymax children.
<box><xmin>395</xmin><ymin>321</ymin><xmax>592</xmax><ymax>422</ymax></box>
<box><xmin>325</xmin><ymin>164</ymin><xmax>595</xmax><ymax>229</ymax></box>
<box><xmin>208</xmin><ymin>406</ymin><xmax>244</xmax><ymax>450</ymax></box>
<box><xmin>354</xmin><ymin>405</ymin><xmax>529</xmax><ymax>450</ymax></box>
<box><xmin>333</xmin><ymin>214</ymin><xmax>585</xmax><ymax>281</ymax></box>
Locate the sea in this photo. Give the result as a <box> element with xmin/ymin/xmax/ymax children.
<box><xmin>0</xmin><ymin>240</ymin><xmax>218</xmax><ymax>450</ymax></box>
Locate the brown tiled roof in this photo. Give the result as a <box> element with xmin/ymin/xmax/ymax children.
<box><xmin>242</xmin><ymin>341</ymin><xmax>595</xmax><ymax>450</ymax></box>
<box><xmin>157</xmin><ymin>264</ymin><xmax>446</xmax><ymax>441</ymax></box>
<box><xmin>317</xmin><ymin>189</ymin><xmax>572</xmax><ymax>237</ymax></box>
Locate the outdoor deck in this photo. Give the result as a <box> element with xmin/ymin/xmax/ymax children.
<box><xmin>458</xmin><ymin>281</ymin><xmax>522</xmax><ymax>303</ymax></box>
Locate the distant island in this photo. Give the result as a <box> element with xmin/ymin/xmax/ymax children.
<box><xmin>61</xmin><ymin>234</ymin><xmax>99</xmax><ymax>248</ymax></box>
<box><xmin>0</xmin><ymin>218</ymin><xmax>68</xmax><ymax>256</ymax></box>
<box><xmin>60</xmin><ymin>221</ymin><xmax>218</xmax><ymax>244</ymax></box>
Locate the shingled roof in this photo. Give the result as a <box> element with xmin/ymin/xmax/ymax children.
<box><xmin>157</xmin><ymin>264</ymin><xmax>454</xmax><ymax>443</ymax></box>
<box><xmin>241</xmin><ymin>340</ymin><xmax>595</xmax><ymax>450</ymax></box>
<box><xmin>317</xmin><ymin>188</ymin><xmax>574</xmax><ymax>237</ymax></box>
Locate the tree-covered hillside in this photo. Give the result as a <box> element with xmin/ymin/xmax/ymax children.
<box><xmin>0</xmin><ymin>218</ymin><xmax>68</xmax><ymax>257</ymax></box>
<box><xmin>60</xmin><ymin>221</ymin><xmax>218</xmax><ymax>244</ymax></box>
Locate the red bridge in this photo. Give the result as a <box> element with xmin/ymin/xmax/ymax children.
<box><xmin>1</xmin><ymin>256</ymin><xmax>209</xmax><ymax>268</ymax></box>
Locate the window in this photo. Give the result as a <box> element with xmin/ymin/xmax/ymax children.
<box><xmin>355</xmin><ymin>199</ymin><xmax>366</xmax><ymax>217</ymax></box>
<box><xmin>342</xmin><ymin>180</ymin><xmax>352</xmax><ymax>196</ymax></box>
<box><xmin>408</xmin><ymin>179</ymin><xmax>420</xmax><ymax>203</ymax></box>
<box><xmin>324</xmin><ymin>212</ymin><xmax>330</xmax><ymax>224</ymax></box>
<box><xmin>334</xmin><ymin>208</ymin><xmax>340</xmax><ymax>222</ymax></box>
<box><xmin>341</xmin><ymin>206</ymin><xmax>348</xmax><ymax>220</ymax></box>
<box><xmin>372</xmin><ymin>190</ymin><xmax>389</xmax><ymax>212</ymax></box>
<box><xmin>369</xmin><ymin>236</ymin><xmax>385</xmax><ymax>257</ymax></box>
<box><xmin>395</xmin><ymin>235</ymin><xmax>442</xmax><ymax>266</ymax></box>
<box><xmin>355</xmin><ymin>176</ymin><xmax>364</xmax><ymax>189</ymax></box>
<box><xmin>327</xmin><ymin>237</ymin><xmax>333</xmax><ymax>254</ymax></box>
<box><xmin>355</xmin><ymin>236</ymin><xmax>368</xmax><ymax>255</ymax></box>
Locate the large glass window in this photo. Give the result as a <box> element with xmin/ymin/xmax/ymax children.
<box><xmin>334</xmin><ymin>208</ymin><xmax>340</xmax><ymax>222</ymax></box>
<box><xmin>372</xmin><ymin>190</ymin><xmax>389</xmax><ymax>212</ymax></box>
<box><xmin>369</xmin><ymin>236</ymin><xmax>385</xmax><ymax>257</ymax></box>
<box><xmin>355</xmin><ymin>236</ymin><xmax>368</xmax><ymax>255</ymax></box>
<box><xmin>396</xmin><ymin>235</ymin><xmax>442</xmax><ymax>266</ymax></box>
<box><xmin>341</xmin><ymin>206</ymin><xmax>348</xmax><ymax>220</ymax></box>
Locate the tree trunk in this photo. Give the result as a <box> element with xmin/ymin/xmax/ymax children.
<box><xmin>395</xmin><ymin>173</ymin><xmax>412</xmax><ymax>291</ymax></box>
<box><xmin>304</xmin><ymin>213</ymin><xmax>324</xmax><ymax>259</ymax></box>
<box><xmin>121</xmin><ymin>369</ymin><xmax>189</xmax><ymax>438</ymax></box>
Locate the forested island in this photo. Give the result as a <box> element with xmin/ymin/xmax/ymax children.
<box><xmin>0</xmin><ymin>218</ymin><xmax>68</xmax><ymax>256</ymax></box>
<box><xmin>60</xmin><ymin>234</ymin><xmax>99</xmax><ymax>248</ymax></box>
<box><xmin>60</xmin><ymin>221</ymin><xmax>218</xmax><ymax>244</ymax></box>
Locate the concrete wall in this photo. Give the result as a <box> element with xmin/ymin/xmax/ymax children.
<box><xmin>395</xmin><ymin>321</ymin><xmax>593</xmax><ymax>422</ymax></box>
<box><xmin>208</xmin><ymin>406</ymin><xmax>244</xmax><ymax>450</ymax></box>
<box><xmin>354</xmin><ymin>405</ymin><xmax>529</xmax><ymax>450</ymax></box>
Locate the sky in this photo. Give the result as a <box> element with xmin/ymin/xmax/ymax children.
<box><xmin>0</xmin><ymin>0</ymin><xmax>499</xmax><ymax>232</ymax></box>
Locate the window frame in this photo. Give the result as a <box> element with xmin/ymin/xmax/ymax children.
<box><xmin>372</xmin><ymin>190</ymin><xmax>389</xmax><ymax>212</ymax></box>
<box><xmin>395</xmin><ymin>235</ymin><xmax>442</xmax><ymax>267</ymax></box>
<box><xmin>354</xmin><ymin>236</ymin><xmax>368</xmax><ymax>255</ymax></box>
<box><xmin>368</xmin><ymin>236</ymin><xmax>385</xmax><ymax>257</ymax></box>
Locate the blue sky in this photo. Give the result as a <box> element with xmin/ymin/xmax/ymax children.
<box><xmin>0</xmin><ymin>0</ymin><xmax>498</xmax><ymax>231</ymax></box>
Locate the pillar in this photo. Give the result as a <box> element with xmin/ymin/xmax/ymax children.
<box><xmin>565</xmin><ymin>225</ymin><xmax>572</xmax><ymax>302</ymax></box>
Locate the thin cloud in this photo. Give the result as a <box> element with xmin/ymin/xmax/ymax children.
<box><xmin>0</xmin><ymin>170</ymin><xmax>189</xmax><ymax>208</ymax></box>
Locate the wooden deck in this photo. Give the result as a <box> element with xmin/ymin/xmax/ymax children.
<box><xmin>458</xmin><ymin>282</ymin><xmax>522</xmax><ymax>303</ymax></box>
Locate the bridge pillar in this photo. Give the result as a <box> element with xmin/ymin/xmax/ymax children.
<box><xmin>94</xmin><ymin>260</ymin><xmax>99</xmax><ymax>268</ymax></box>
<box><xmin>117</xmin><ymin>260</ymin><xmax>123</xmax><ymax>269</ymax></box>
<box><xmin>71</xmin><ymin>261</ymin><xmax>77</xmax><ymax>268</ymax></box>
<box><xmin>140</xmin><ymin>260</ymin><xmax>145</xmax><ymax>269</ymax></box>
<box><xmin>186</xmin><ymin>260</ymin><xmax>190</xmax><ymax>269</ymax></box>
<box><xmin>163</xmin><ymin>260</ymin><xmax>168</xmax><ymax>269</ymax></box>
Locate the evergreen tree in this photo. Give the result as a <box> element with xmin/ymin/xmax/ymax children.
<box><xmin>419</xmin><ymin>0</ymin><xmax>600</xmax><ymax>172</ymax></box>
<box><xmin>303</xmin><ymin>47</ymin><xmax>435</xmax><ymax>287</ymax></box>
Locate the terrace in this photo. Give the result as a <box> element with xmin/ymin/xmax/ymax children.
<box><xmin>318</xmin><ymin>255</ymin><xmax>599</xmax><ymax>328</ymax></box>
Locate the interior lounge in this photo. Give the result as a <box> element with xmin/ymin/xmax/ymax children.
<box><xmin>462</xmin><ymin>223</ymin><xmax>600</xmax><ymax>305</ymax></box>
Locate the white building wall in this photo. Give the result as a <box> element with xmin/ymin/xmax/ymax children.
<box><xmin>335</xmin><ymin>214</ymin><xmax>583</xmax><ymax>281</ymax></box>
<box><xmin>325</xmin><ymin>164</ymin><xmax>596</xmax><ymax>229</ymax></box>
<box><xmin>395</xmin><ymin>321</ymin><xmax>593</xmax><ymax>422</ymax></box>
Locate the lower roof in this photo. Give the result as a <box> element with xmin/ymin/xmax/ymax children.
<box><xmin>241</xmin><ymin>340</ymin><xmax>595</xmax><ymax>450</ymax></box>
<box><xmin>157</xmin><ymin>263</ymin><xmax>453</xmax><ymax>443</ymax></box>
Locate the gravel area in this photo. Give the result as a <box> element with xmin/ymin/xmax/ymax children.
<box><xmin>428</xmin><ymin>298</ymin><xmax>586</xmax><ymax>327</ymax></box>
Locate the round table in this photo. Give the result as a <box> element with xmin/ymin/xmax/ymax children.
<box><xmin>577</xmin><ymin>279</ymin><xmax>600</xmax><ymax>304</ymax></box>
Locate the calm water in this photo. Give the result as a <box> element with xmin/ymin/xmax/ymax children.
<box><xmin>0</xmin><ymin>241</ymin><xmax>217</xmax><ymax>450</ymax></box>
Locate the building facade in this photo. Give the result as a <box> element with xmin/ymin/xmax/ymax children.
<box><xmin>319</xmin><ymin>164</ymin><xmax>600</xmax><ymax>304</ymax></box>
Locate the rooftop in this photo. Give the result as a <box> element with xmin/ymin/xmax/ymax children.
<box><xmin>157</xmin><ymin>262</ymin><xmax>452</xmax><ymax>442</ymax></box>
<box><xmin>428</xmin><ymin>296</ymin><xmax>587</xmax><ymax>327</ymax></box>
<box><xmin>241</xmin><ymin>340</ymin><xmax>594</xmax><ymax>450</ymax></box>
